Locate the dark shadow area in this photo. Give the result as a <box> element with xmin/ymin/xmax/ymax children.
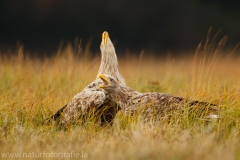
<box><xmin>0</xmin><ymin>0</ymin><xmax>240</xmax><ymax>55</ymax></box>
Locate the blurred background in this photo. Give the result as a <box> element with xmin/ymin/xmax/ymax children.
<box><xmin>0</xmin><ymin>0</ymin><xmax>239</xmax><ymax>55</ymax></box>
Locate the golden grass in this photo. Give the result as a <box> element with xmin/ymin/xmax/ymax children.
<box><xmin>0</xmin><ymin>38</ymin><xmax>240</xmax><ymax>159</ymax></box>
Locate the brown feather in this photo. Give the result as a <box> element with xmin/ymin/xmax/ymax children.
<box><xmin>46</xmin><ymin>32</ymin><xmax>125</xmax><ymax>126</ymax></box>
<box><xmin>99</xmin><ymin>74</ymin><xmax>219</xmax><ymax>122</ymax></box>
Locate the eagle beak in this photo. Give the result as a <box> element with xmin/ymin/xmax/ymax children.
<box><xmin>100</xmin><ymin>31</ymin><xmax>109</xmax><ymax>48</ymax></box>
<box><xmin>97</xmin><ymin>74</ymin><xmax>110</xmax><ymax>88</ymax></box>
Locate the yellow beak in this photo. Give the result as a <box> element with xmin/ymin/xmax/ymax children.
<box><xmin>100</xmin><ymin>31</ymin><xmax>109</xmax><ymax>48</ymax></box>
<box><xmin>97</xmin><ymin>74</ymin><xmax>110</xmax><ymax>88</ymax></box>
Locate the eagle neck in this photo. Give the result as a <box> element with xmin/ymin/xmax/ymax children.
<box><xmin>98</xmin><ymin>49</ymin><xmax>119</xmax><ymax>76</ymax></box>
<box><xmin>111</xmin><ymin>86</ymin><xmax>132</xmax><ymax>111</ymax></box>
<box><xmin>97</xmin><ymin>43</ymin><xmax>126</xmax><ymax>86</ymax></box>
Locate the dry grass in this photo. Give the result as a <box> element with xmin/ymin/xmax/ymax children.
<box><xmin>0</xmin><ymin>37</ymin><xmax>240</xmax><ymax>159</ymax></box>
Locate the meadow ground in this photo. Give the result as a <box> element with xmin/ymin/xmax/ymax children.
<box><xmin>0</xmin><ymin>39</ymin><xmax>240</xmax><ymax>160</ymax></box>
